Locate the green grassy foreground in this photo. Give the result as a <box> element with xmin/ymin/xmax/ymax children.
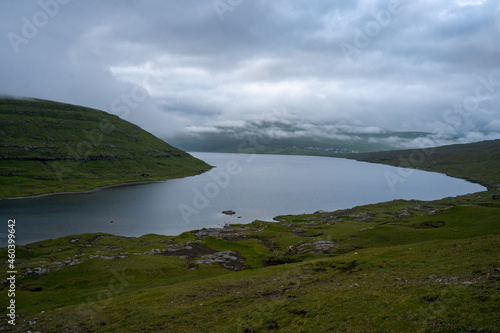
<box><xmin>0</xmin><ymin>98</ymin><xmax>211</xmax><ymax>198</ymax></box>
<box><xmin>1</xmin><ymin>140</ymin><xmax>499</xmax><ymax>332</ymax></box>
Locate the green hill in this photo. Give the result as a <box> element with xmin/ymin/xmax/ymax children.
<box><xmin>340</xmin><ymin>139</ymin><xmax>500</xmax><ymax>190</ymax></box>
<box><xmin>0</xmin><ymin>98</ymin><xmax>211</xmax><ymax>198</ymax></box>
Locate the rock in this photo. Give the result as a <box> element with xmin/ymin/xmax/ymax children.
<box><xmin>70</xmin><ymin>238</ymin><xmax>79</xmax><ymax>243</ymax></box>
<box><xmin>433</xmin><ymin>276</ymin><xmax>460</xmax><ymax>284</ymax></box>
<box><xmin>195</xmin><ymin>250</ymin><xmax>245</xmax><ymax>270</ymax></box>
<box><xmin>192</xmin><ymin>227</ymin><xmax>252</xmax><ymax>239</ymax></box>
<box><xmin>34</xmin><ymin>267</ymin><xmax>49</xmax><ymax>275</ymax></box>
<box><xmin>164</xmin><ymin>241</ymin><xmax>214</xmax><ymax>260</ymax></box>
<box><xmin>291</xmin><ymin>229</ymin><xmax>308</xmax><ymax>237</ymax></box>
<box><xmin>349</xmin><ymin>212</ymin><xmax>375</xmax><ymax>220</ymax></box>
<box><xmin>291</xmin><ymin>240</ymin><xmax>338</xmax><ymax>255</ymax></box>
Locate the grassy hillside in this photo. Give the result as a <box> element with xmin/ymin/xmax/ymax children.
<box><xmin>1</xmin><ymin>139</ymin><xmax>499</xmax><ymax>331</ymax></box>
<box><xmin>0</xmin><ymin>98</ymin><xmax>211</xmax><ymax>198</ymax></box>
<box><xmin>340</xmin><ymin>139</ymin><xmax>500</xmax><ymax>190</ymax></box>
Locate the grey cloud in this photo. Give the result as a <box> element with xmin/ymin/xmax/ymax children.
<box><xmin>0</xmin><ymin>0</ymin><xmax>499</xmax><ymax>144</ymax></box>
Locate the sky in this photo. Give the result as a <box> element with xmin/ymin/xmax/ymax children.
<box><xmin>1</xmin><ymin>0</ymin><xmax>499</xmax><ymax>147</ymax></box>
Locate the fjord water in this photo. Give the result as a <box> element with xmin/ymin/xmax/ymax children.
<box><xmin>1</xmin><ymin>153</ymin><xmax>485</xmax><ymax>245</ymax></box>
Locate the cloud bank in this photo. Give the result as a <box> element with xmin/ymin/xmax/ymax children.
<box><xmin>0</xmin><ymin>0</ymin><xmax>499</xmax><ymax>146</ymax></box>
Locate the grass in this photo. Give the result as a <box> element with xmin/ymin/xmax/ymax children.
<box><xmin>0</xmin><ymin>98</ymin><xmax>211</xmax><ymax>198</ymax></box>
<box><xmin>1</xmin><ymin>190</ymin><xmax>499</xmax><ymax>332</ymax></box>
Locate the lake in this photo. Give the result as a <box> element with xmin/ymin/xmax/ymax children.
<box><xmin>1</xmin><ymin>152</ymin><xmax>486</xmax><ymax>245</ymax></box>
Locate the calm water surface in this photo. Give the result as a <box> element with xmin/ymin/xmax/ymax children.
<box><xmin>1</xmin><ymin>153</ymin><xmax>485</xmax><ymax>245</ymax></box>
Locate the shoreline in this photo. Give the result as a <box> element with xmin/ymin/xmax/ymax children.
<box><xmin>0</xmin><ymin>180</ymin><xmax>164</xmax><ymax>201</ymax></box>
<box><xmin>2</xmin><ymin>152</ymin><xmax>491</xmax><ymax>247</ymax></box>
<box><xmin>1</xmin><ymin>151</ymin><xmax>490</xmax><ymax>200</ymax></box>
<box><xmin>0</xmin><ymin>165</ymin><xmax>213</xmax><ymax>201</ymax></box>
<box><xmin>195</xmin><ymin>150</ymin><xmax>492</xmax><ymax>190</ymax></box>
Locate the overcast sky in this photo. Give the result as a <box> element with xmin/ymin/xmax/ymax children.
<box><xmin>1</xmin><ymin>0</ymin><xmax>499</xmax><ymax>145</ymax></box>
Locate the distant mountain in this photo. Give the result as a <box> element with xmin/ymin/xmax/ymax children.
<box><xmin>0</xmin><ymin>98</ymin><xmax>211</xmax><ymax>198</ymax></box>
<box><xmin>167</xmin><ymin>120</ymin><xmax>436</xmax><ymax>154</ymax></box>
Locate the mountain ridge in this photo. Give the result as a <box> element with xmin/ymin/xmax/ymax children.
<box><xmin>166</xmin><ymin>120</ymin><xmax>446</xmax><ymax>154</ymax></box>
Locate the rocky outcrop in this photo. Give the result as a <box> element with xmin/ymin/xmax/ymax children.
<box><xmin>289</xmin><ymin>240</ymin><xmax>338</xmax><ymax>255</ymax></box>
<box><xmin>195</xmin><ymin>251</ymin><xmax>246</xmax><ymax>270</ymax></box>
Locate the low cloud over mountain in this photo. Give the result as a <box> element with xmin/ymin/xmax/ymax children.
<box><xmin>1</xmin><ymin>0</ymin><xmax>499</xmax><ymax>143</ymax></box>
